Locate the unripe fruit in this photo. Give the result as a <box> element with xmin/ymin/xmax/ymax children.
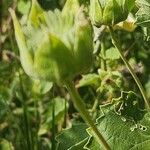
<box><xmin>90</xmin><ymin>0</ymin><xmax>135</xmax><ymax>26</ymax></box>
<box><xmin>10</xmin><ymin>0</ymin><xmax>93</xmax><ymax>85</ymax></box>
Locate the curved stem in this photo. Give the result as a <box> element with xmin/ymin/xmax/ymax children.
<box><xmin>65</xmin><ymin>80</ymin><xmax>111</xmax><ymax>150</ymax></box>
<box><xmin>109</xmin><ymin>26</ymin><xmax>150</xmax><ymax>109</ymax></box>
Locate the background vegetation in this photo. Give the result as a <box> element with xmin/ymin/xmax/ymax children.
<box><xmin>1</xmin><ymin>0</ymin><xmax>150</xmax><ymax>150</ymax></box>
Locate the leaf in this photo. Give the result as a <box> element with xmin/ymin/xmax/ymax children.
<box><xmin>86</xmin><ymin>91</ymin><xmax>150</xmax><ymax>150</ymax></box>
<box><xmin>136</xmin><ymin>0</ymin><xmax>150</xmax><ymax>27</ymax></box>
<box><xmin>0</xmin><ymin>139</ymin><xmax>14</xmax><ymax>150</ymax></box>
<box><xmin>38</xmin><ymin>97</ymin><xmax>68</xmax><ymax>135</ymax></box>
<box><xmin>0</xmin><ymin>86</ymin><xmax>10</xmax><ymax>121</ymax></box>
<box><xmin>28</xmin><ymin>0</ymin><xmax>45</xmax><ymax>27</ymax></box>
<box><xmin>105</xmin><ymin>47</ymin><xmax>120</xmax><ymax>60</ymax></box>
<box><xmin>145</xmin><ymin>76</ymin><xmax>150</xmax><ymax>99</ymax></box>
<box><xmin>56</xmin><ymin>123</ymin><xmax>89</xmax><ymax>150</ymax></box>
<box><xmin>62</xmin><ymin>0</ymin><xmax>80</xmax><ymax>17</ymax></box>
<box><xmin>0</xmin><ymin>86</ymin><xmax>10</xmax><ymax>102</ymax></box>
<box><xmin>9</xmin><ymin>8</ymin><xmax>35</xmax><ymax>77</ymax></box>
<box><xmin>74</xmin><ymin>9</ymin><xmax>93</xmax><ymax>73</ymax></box>
<box><xmin>32</xmin><ymin>79</ymin><xmax>53</xmax><ymax>94</ymax></box>
<box><xmin>34</xmin><ymin>33</ymin><xmax>76</xmax><ymax>83</ymax></box>
<box><xmin>0</xmin><ymin>62</ymin><xmax>14</xmax><ymax>84</ymax></box>
<box><xmin>77</xmin><ymin>74</ymin><xmax>100</xmax><ymax>87</ymax></box>
<box><xmin>114</xmin><ymin>14</ymin><xmax>137</xmax><ymax>32</ymax></box>
<box><xmin>17</xmin><ymin>0</ymin><xmax>31</xmax><ymax>15</ymax></box>
<box><xmin>38</xmin><ymin>0</ymin><xmax>58</xmax><ymax>10</ymax></box>
<box><xmin>136</xmin><ymin>0</ymin><xmax>150</xmax><ymax>37</ymax></box>
<box><xmin>99</xmin><ymin>91</ymin><xmax>146</xmax><ymax>121</ymax></box>
<box><xmin>112</xmin><ymin>91</ymin><xmax>145</xmax><ymax>122</ymax></box>
<box><xmin>86</xmin><ymin>110</ymin><xmax>150</xmax><ymax>150</ymax></box>
<box><xmin>125</xmin><ymin>0</ymin><xmax>136</xmax><ymax>11</ymax></box>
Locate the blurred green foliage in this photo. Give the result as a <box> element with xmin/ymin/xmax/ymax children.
<box><xmin>1</xmin><ymin>0</ymin><xmax>150</xmax><ymax>149</ymax></box>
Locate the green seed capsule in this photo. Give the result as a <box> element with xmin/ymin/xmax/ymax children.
<box><xmin>10</xmin><ymin>0</ymin><xmax>93</xmax><ymax>85</ymax></box>
<box><xmin>90</xmin><ymin>0</ymin><xmax>135</xmax><ymax>26</ymax></box>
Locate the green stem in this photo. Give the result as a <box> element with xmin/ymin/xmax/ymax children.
<box><xmin>34</xmin><ymin>98</ymin><xmax>39</xmax><ymax>150</ymax></box>
<box><xmin>23</xmin><ymin>105</ymin><xmax>32</xmax><ymax>150</ymax></box>
<box><xmin>65</xmin><ymin>80</ymin><xmax>111</xmax><ymax>150</ymax></box>
<box><xmin>52</xmin><ymin>98</ymin><xmax>56</xmax><ymax>150</ymax></box>
<box><xmin>101</xmin><ymin>41</ymin><xmax>107</xmax><ymax>71</ymax></box>
<box><xmin>19</xmin><ymin>74</ymin><xmax>32</xmax><ymax>150</ymax></box>
<box><xmin>64</xmin><ymin>98</ymin><xmax>67</xmax><ymax>128</ymax></box>
<box><xmin>109</xmin><ymin>26</ymin><xmax>150</xmax><ymax>109</ymax></box>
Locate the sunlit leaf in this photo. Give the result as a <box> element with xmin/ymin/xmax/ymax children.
<box><xmin>0</xmin><ymin>139</ymin><xmax>14</xmax><ymax>150</ymax></box>
<box><xmin>105</xmin><ymin>47</ymin><xmax>120</xmax><ymax>60</ymax></box>
<box><xmin>86</xmin><ymin>91</ymin><xmax>149</xmax><ymax>149</ymax></box>
<box><xmin>38</xmin><ymin>97</ymin><xmax>68</xmax><ymax>135</ymax></box>
<box><xmin>56</xmin><ymin>123</ymin><xmax>89</xmax><ymax>150</ymax></box>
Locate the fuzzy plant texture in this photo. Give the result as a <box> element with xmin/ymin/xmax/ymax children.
<box><xmin>90</xmin><ymin>0</ymin><xmax>135</xmax><ymax>26</ymax></box>
<box><xmin>10</xmin><ymin>0</ymin><xmax>93</xmax><ymax>85</ymax></box>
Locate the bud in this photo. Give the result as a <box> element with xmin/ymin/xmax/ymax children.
<box><xmin>90</xmin><ymin>0</ymin><xmax>135</xmax><ymax>26</ymax></box>
<box><xmin>74</xmin><ymin>9</ymin><xmax>93</xmax><ymax>73</ymax></box>
<box><xmin>10</xmin><ymin>0</ymin><xmax>93</xmax><ymax>85</ymax></box>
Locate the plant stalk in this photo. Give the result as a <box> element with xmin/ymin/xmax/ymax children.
<box><xmin>65</xmin><ymin>80</ymin><xmax>111</xmax><ymax>150</ymax></box>
<box><xmin>109</xmin><ymin>26</ymin><xmax>150</xmax><ymax>109</ymax></box>
<box><xmin>52</xmin><ymin>98</ymin><xmax>56</xmax><ymax>150</ymax></box>
<box><xmin>101</xmin><ymin>41</ymin><xmax>107</xmax><ymax>71</ymax></box>
<box><xmin>19</xmin><ymin>73</ymin><xmax>32</xmax><ymax>150</ymax></box>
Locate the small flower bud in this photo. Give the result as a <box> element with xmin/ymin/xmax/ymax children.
<box><xmin>10</xmin><ymin>0</ymin><xmax>94</xmax><ymax>85</ymax></box>
<box><xmin>90</xmin><ymin>0</ymin><xmax>135</xmax><ymax>26</ymax></box>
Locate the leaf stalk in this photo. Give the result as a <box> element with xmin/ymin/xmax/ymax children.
<box><xmin>65</xmin><ymin>80</ymin><xmax>111</xmax><ymax>150</ymax></box>
<box><xmin>109</xmin><ymin>26</ymin><xmax>150</xmax><ymax>109</ymax></box>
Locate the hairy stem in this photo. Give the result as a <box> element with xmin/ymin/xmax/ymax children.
<box><xmin>109</xmin><ymin>26</ymin><xmax>150</xmax><ymax>109</ymax></box>
<box><xmin>65</xmin><ymin>80</ymin><xmax>111</xmax><ymax>150</ymax></box>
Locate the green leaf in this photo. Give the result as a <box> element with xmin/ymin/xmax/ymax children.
<box><xmin>112</xmin><ymin>91</ymin><xmax>145</xmax><ymax>122</ymax></box>
<box><xmin>11</xmin><ymin>1</ymin><xmax>93</xmax><ymax>84</ymax></box>
<box><xmin>86</xmin><ymin>91</ymin><xmax>149</xmax><ymax>150</ymax></box>
<box><xmin>126</xmin><ymin>0</ymin><xmax>136</xmax><ymax>11</ymax></box>
<box><xmin>77</xmin><ymin>74</ymin><xmax>100</xmax><ymax>87</ymax></box>
<box><xmin>56</xmin><ymin>123</ymin><xmax>89</xmax><ymax>150</ymax></box>
<box><xmin>136</xmin><ymin>0</ymin><xmax>150</xmax><ymax>38</ymax></box>
<box><xmin>136</xmin><ymin>0</ymin><xmax>150</xmax><ymax>27</ymax></box>
<box><xmin>9</xmin><ymin>8</ymin><xmax>35</xmax><ymax>77</ymax></box>
<box><xmin>0</xmin><ymin>139</ymin><xmax>13</xmax><ymax>150</ymax></box>
<box><xmin>86</xmin><ymin>110</ymin><xmax>150</xmax><ymax>150</ymax></box>
<box><xmin>100</xmin><ymin>91</ymin><xmax>145</xmax><ymax>121</ymax></box>
<box><xmin>32</xmin><ymin>79</ymin><xmax>53</xmax><ymax>94</ymax></box>
<box><xmin>62</xmin><ymin>0</ymin><xmax>80</xmax><ymax>17</ymax></box>
<box><xmin>0</xmin><ymin>98</ymin><xmax>8</xmax><ymax>120</ymax></box>
<box><xmin>105</xmin><ymin>47</ymin><xmax>120</xmax><ymax>60</ymax></box>
<box><xmin>90</xmin><ymin>0</ymin><xmax>135</xmax><ymax>26</ymax></box>
<box><xmin>0</xmin><ymin>86</ymin><xmax>10</xmax><ymax>102</ymax></box>
<box><xmin>34</xmin><ymin>33</ymin><xmax>76</xmax><ymax>84</ymax></box>
<box><xmin>89</xmin><ymin>0</ymin><xmax>103</xmax><ymax>26</ymax></box>
<box><xmin>0</xmin><ymin>62</ymin><xmax>14</xmax><ymax>84</ymax></box>
<box><xmin>38</xmin><ymin>97</ymin><xmax>68</xmax><ymax>135</ymax></box>
<box><xmin>145</xmin><ymin>76</ymin><xmax>150</xmax><ymax>99</ymax></box>
<box><xmin>17</xmin><ymin>0</ymin><xmax>31</xmax><ymax>15</ymax></box>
